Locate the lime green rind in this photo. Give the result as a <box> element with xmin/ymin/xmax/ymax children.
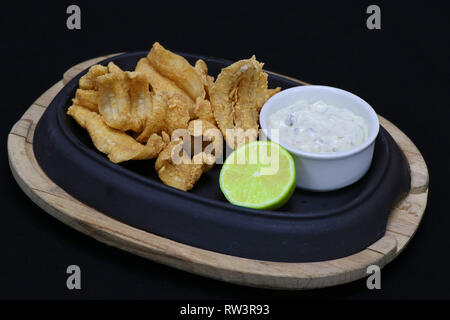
<box><xmin>219</xmin><ymin>141</ymin><xmax>296</xmax><ymax>210</ymax></box>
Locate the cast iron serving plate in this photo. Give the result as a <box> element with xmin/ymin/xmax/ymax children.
<box><xmin>33</xmin><ymin>52</ymin><xmax>411</xmax><ymax>262</ymax></box>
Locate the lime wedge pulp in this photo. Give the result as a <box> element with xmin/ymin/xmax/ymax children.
<box><xmin>219</xmin><ymin>141</ymin><xmax>296</xmax><ymax>210</ymax></box>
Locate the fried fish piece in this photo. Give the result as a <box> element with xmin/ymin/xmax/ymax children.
<box><xmin>161</xmin><ymin>130</ymin><xmax>171</xmax><ymax>144</ymax></box>
<box><xmin>136</xmin><ymin>90</ymin><xmax>190</xmax><ymax>143</ymax></box>
<box><xmin>128</xmin><ymin>71</ymin><xmax>153</xmax><ymax>132</ymax></box>
<box><xmin>107</xmin><ymin>61</ymin><xmax>123</xmax><ymax>73</ymax></box>
<box><xmin>96</xmin><ymin>72</ymin><xmax>132</xmax><ymax>130</ymax></box>
<box><xmin>72</xmin><ymin>89</ymin><xmax>98</xmax><ymax>112</ymax></box>
<box><xmin>133</xmin><ymin>133</ymin><xmax>167</xmax><ymax>160</ymax></box>
<box><xmin>209</xmin><ymin>56</ymin><xmax>260</xmax><ymax>149</ymax></box>
<box><xmin>148</xmin><ymin>42</ymin><xmax>205</xmax><ymax>100</ymax></box>
<box><xmin>79</xmin><ymin>65</ymin><xmax>108</xmax><ymax>90</ymax></box>
<box><xmin>75</xmin><ymin>64</ymin><xmax>122</xmax><ymax>112</ymax></box>
<box><xmin>187</xmin><ymin>119</ymin><xmax>223</xmax><ymax>171</ymax></box>
<box><xmin>210</xmin><ymin>56</ymin><xmax>281</xmax><ymax>149</ymax></box>
<box><xmin>135</xmin><ymin>58</ymin><xmax>191</xmax><ymax>99</ymax></box>
<box><xmin>194</xmin><ymin>59</ymin><xmax>215</xmax><ymax>97</ymax></box>
<box><xmin>164</xmin><ymin>91</ymin><xmax>192</xmax><ymax>133</ymax></box>
<box><xmin>67</xmin><ymin>105</ymin><xmax>165</xmax><ymax>163</ymax></box>
<box><xmin>155</xmin><ymin>119</ymin><xmax>222</xmax><ymax>190</ymax></box>
<box><xmin>193</xmin><ymin>97</ymin><xmax>216</xmax><ymax>125</ymax></box>
<box><xmin>254</xmin><ymin>70</ymin><xmax>281</xmax><ymax>111</ymax></box>
<box><xmin>96</xmin><ymin>71</ymin><xmax>151</xmax><ymax>133</ymax></box>
<box><xmin>155</xmin><ymin>139</ymin><xmax>208</xmax><ymax>191</ymax></box>
<box><xmin>136</xmin><ymin>90</ymin><xmax>166</xmax><ymax>142</ymax></box>
<box><xmin>74</xmin><ymin>63</ymin><xmax>128</xmax><ymax>113</ymax></box>
<box><xmin>135</xmin><ymin>57</ymin><xmax>195</xmax><ymax>116</ymax></box>
<box><xmin>67</xmin><ymin>103</ymin><xmax>92</xmax><ymax>128</ymax></box>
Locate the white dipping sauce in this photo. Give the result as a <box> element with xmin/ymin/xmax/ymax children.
<box><xmin>268</xmin><ymin>100</ymin><xmax>368</xmax><ymax>153</ymax></box>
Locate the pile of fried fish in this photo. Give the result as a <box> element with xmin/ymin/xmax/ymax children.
<box><xmin>68</xmin><ymin>42</ymin><xmax>281</xmax><ymax>191</ymax></box>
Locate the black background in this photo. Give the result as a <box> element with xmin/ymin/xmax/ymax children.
<box><xmin>1</xmin><ymin>1</ymin><xmax>449</xmax><ymax>299</ymax></box>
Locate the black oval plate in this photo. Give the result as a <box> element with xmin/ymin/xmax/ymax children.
<box><xmin>33</xmin><ymin>52</ymin><xmax>411</xmax><ymax>262</ymax></box>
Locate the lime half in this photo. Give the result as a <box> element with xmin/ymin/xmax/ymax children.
<box><xmin>219</xmin><ymin>141</ymin><xmax>296</xmax><ymax>210</ymax></box>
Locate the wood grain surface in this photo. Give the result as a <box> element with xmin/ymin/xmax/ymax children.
<box><xmin>7</xmin><ymin>54</ymin><xmax>429</xmax><ymax>289</ymax></box>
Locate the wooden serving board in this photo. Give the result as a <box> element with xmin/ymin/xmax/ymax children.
<box><xmin>8</xmin><ymin>54</ymin><xmax>429</xmax><ymax>290</ymax></box>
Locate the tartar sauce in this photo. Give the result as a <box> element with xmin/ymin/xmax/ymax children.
<box><xmin>268</xmin><ymin>100</ymin><xmax>368</xmax><ymax>153</ymax></box>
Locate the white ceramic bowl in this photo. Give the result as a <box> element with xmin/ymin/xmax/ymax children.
<box><xmin>259</xmin><ymin>85</ymin><xmax>380</xmax><ymax>191</ymax></box>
